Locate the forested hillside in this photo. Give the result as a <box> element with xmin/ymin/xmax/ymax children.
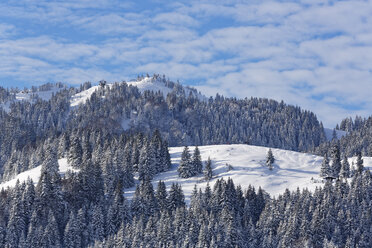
<box><xmin>1</xmin><ymin>164</ymin><xmax>371</xmax><ymax>247</ymax></box>
<box><xmin>0</xmin><ymin>75</ymin><xmax>326</xmax><ymax>180</ymax></box>
<box><xmin>315</xmin><ymin>116</ymin><xmax>372</xmax><ymax>157</ymax></box>
<box><xmin>1</xmin><ymin>76</ymin><xmax>372</xmax><ymax>247</ymax></box>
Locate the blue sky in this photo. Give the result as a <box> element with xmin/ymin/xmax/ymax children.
<box><xmin>1</xmin><ymin>0</ymin><xmax>372</xmax><ymax>127</ymax></box>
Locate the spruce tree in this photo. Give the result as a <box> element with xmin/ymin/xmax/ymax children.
<box><xmin>192</xmin><ymin>146</ymin><xmax>203</xmax><ymax>174</ymax></box>
<box><xmin>178</xmin><ymin>146</ymin><xmax>193</xmax><ymax>178</ymax></box>
<box><xmin>168</xmin><ymin>183</ymin><xmax>185</xmax><ymax>210</ymax></box>
<box><xmin>138</xmin><ymin>143</ymin><xmax>156</xmax><ymax>181</ymax></box>
<box><xmin>340</xmin><ymin>155</ymin><xmax>350</xmax><ymax>178</ymax></box>
<box><xmin>320</xmin><ymin>154</ymin><xmax>333</xmax><ymax>179</ymax></box>
<box><xmin>266</xmin><ymin>149</ymin><xmax>275</xmax><ymax>170</ymax></box>
<box><xmin>331</xmin><ymin>145</ymin><xmax>341</xmax><ymax>178</ymax></box>
<box><xmin>356</xmin><ymin>152</ymin><xmax>364</xmax><ymax>174</ymax></box>
<box><xmin>68</xmin><ymin>136</ymin><xmax>83</xmax><ymax>168</ymax></box>
<box><xmin>204</xmin><ymin>157</ymin><xmax>213</xmax><ymax>181</ymax></box>
<box><xmin>156</xmin><ymin>181</ymin><xmax>168</xmax><ymax>211</ymax></box>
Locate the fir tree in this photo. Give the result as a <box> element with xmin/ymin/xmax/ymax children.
<box><xmin>331</xmin><ymin>144</ymin><xmax>341</xmax><ymax>178</ymax></box>
<box><xmin>340</xmin><ymin>155</ymin><xmax>350</xmax><ymax>178</ymax></box>
<box><xmin>356</xmin><ymin>152</ymin><xmax>364</xmax><ymax>174</ymax></box>
<box><xmin>320</xmin><ymin>154</ymin><xmax>333</xmax><ymax>179</ymax></box>
<box><xmin>266</xmin><ymin>149</ymin><xmax>275</xmax><ymax>170</ymax></box>
<box><xmin>204</xmin><ymin>157</ymin><xmax>213</xmax><ymax>181</ymax></box>
<box><xmin>192</xmin><ymin>146</ymin><xmax>203</xmax><ymax>174</ymax></box>
<box><xmin>156</xmin><ymin>181</ymin><xmax>168</xmax><ymax>211</ymax></box>
<box><xmin>68</xmin><ymin>136</ymin><xmax>83</xmax><ymax>168</ymax></box>
<box><xmin>178</xmin><ymin>146</ymin><xmax>193</xmax><ymax>178</ymax></box>
<box><xmin>138</xmin><ymin>143</ymin><xmax>156</xmax><ymax>181</ymax></box>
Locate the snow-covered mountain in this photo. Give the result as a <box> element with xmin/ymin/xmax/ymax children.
<box><xmin>2</xmin><ymin>144</ymin><xmax>369</xmax><ymax>201</ymax></box>
<box><xmin>70</xmin><ymin>76</ymin><xmax>205</xmax><ymax>108</ymax></box>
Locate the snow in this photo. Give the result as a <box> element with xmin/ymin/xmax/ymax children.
<box><xmin>127</xmin><ymin>77</ymin><xmax>173</xmax><ymax>96</ymax></box>
<box><xmin>124</xmin><ymin>144</ymin><xmax>372</xmax><ymax>203</ymax></box>
<box><xmin>69</xmin><ymin>77</ymin><xmax>206</xmax><ymax>108</ymax></box>
<box><xmin>121</xmin><ymin>118</ymin><xmax>131</xmax><ymax>131</ymax></box>
<box><xmin>0</xmin><ymin>158</ymin><xmax>78</xmax><ymax>190</ymax></box>
<box><xmin>16</xmin><ymin>86</ymin><xmax>64</xmax><ymax>102</ymax></box>
<box><xmin>3</xmin><ymin>144</ymin><xmax>370</xmax><ymax>203</ymax></box>
<box><xmin>70</xmin><ymin>77</ymin><xmax>174</xmax><ymax>108</ymax></box>
<box><xmin>125</xmin><ymin>145</ymin><xmax>322</xmax><ymax>202</ymax></box>
<box><xmin>1</xmin><ymin>86</ymin><xmax>64</xmax><ymax>112</ymax></box>
<box><xmin>324</xmin><ymin>128</ymin><xmax>347</xmax><ymax>141</ymax></box>
<box><xmin>70</xmin><ymin>85</ymin><xmax>102</xmax><ymax>107</ymax></box>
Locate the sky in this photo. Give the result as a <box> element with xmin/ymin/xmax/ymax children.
<box><xmin>0</xmin><ymin>0</ymin><xmax>372</xmax><ymax>127</ymax></box>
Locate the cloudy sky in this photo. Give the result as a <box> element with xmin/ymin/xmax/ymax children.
<box><xmin>1</xmin><ymin>0</ymin><xmax>372</xmax><ymax>127</ymax></box>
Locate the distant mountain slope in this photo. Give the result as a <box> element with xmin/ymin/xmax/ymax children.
<box><xmin>0</xmin><ymin>82</ymin><xmax>66</xmax><ymax>112</ymax></box>
<box><xmin>70</xmin><ymin>76</ymin><xmax>205</xmax><ymax>107</ymax></box>
<box><xmin>67</xmin><ymin>75</ymin><xmax>326</xmax><ymax>150</ymax></box>
<box><xmin>316</xmin><ymin>116</ymin><xmax>372</xmax><ymax>157</ymax></box>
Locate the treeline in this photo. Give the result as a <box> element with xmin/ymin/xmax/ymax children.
<box><xmin>315</xmin><ymin>115</ymin><xmax>372</xmax><ymax>157</ymax></box>
<box><xmin>2</xmin><ymin>161</ymin><xmax>372</xmax><ymax>247</ymax></box>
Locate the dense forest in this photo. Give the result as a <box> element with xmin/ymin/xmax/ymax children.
<box><xmin>1</xmin><ymin>146</ymin><xmax>371</xmax><ymax>247</ymax></box>
<box><xmin>315</xmin><ymin>116</ymin><xmax>372</xmax><ymax>157</ymax></box>
<box><xmin>1</xmin><ymin>77</ymin><xmax>372</xmax><ymax>247</ymax></box>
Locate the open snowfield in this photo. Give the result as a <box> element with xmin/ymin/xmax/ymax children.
<box><xmin>124</xmin><ymin>144</ymin><xmax>327</xmax><ymax>202</ymax></box>
<box><xmin>1</xmin><ymin>144</ymin><xmax>371</xmax><ymax>202</ymax></box>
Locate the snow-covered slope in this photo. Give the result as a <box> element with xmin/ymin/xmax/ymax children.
<box><xmin>127</xmin><ymin>77</ymin><xmax>173</xmax><ymax>95</ymax></box>
<box><xmin>70</xmin><ymin>85</ymin><xmax>102</xmax><ymax>107</ymax></box>
<box><xmin>0</xmin><ymin>158</ymin><xmax>78</xmax><ymax>190</ymax></box>
<box><xmin>1</xmin><ymin>86</ymin><xmax>65</xmax><ymax>112</ymax></box>
<box><xmin>2</xmin><ymin>144</ymin><xmax>369</xmax><ymax>201</ymax></box>
<box><xmin>69</xmin><ymin>77</ymin><xmax>205</xmax><ymax>107</ymax></box>
<box><xmin>15</xmin><ymin>87</ymin><xmax>63</xmax><ymax>102</ymax></box>
<box><xmin>124</xmin><ymin>145</ymin><xmax>327</xmax><ymax>202</ymax></box>
<box><xmin>124</xmin><ymin>144</ymin><xmax>372</xmax><ymax>202</ymax></box>
<box><xmin>70</xmin><ymin>77</ymin><xmax>173</xmax><ymax>107</ymax></box>
<box><xmin>324</xmin><ymin>128</ymin><xmax>347</xmax><ymax>141</ymax></box>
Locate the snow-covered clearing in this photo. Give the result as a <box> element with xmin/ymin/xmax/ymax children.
<box><xmin>2</xmin><ymin>144</ymin><xmax>370</xmax><ymax>202</ymax></box>
<box><xmin>124</xmin><ymin>144</ymin><xmax>327</xmax><ymax>202</ymax></box>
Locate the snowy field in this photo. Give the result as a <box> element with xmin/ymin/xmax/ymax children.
<box><xmin>1</xmin><ymin>144</ymin><xmax>371</xmax><ymax>202</ymax></box>
<box><xmin>125</xmin><ymin>144</ymin><xmax>326</xmax><ymax>202</ymax></box>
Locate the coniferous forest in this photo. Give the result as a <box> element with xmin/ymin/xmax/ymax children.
<box><xmin>0</xmin><ymin>77</ymin><xmax>371</xmax><ymax>247</ymax></box>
